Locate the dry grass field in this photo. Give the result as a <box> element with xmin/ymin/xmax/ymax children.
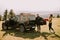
<box><xmin>0</xmin><ymin>18</ymin><xmax>60</xmax><ymax>40</ymax></box>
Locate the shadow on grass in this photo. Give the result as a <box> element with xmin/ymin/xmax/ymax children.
<box><xmin>2</xmin><ymin>30</ymin><xmax>41</xmax><ymax>39</ymax></box>
<box><xmin>2</xmin><ymin>30</ymin><xmax>60</xmax><ymax>40</ymax></box>
<box><xmin>12</xmin><ymin>31</ymin><xmax>41</xmax><ymax>39</ymax></box>
<box><xmin>2</xmin><ymin>30</ymin><xmax>16</xmax><ymax>37</ymax></box>
<box><xmin>40</xmin><ymin>32</ymin><xmax>51</xmax><ymax>40</ymax></box>
<box><xmin>2</xmin><ymin>30</ymin><xmax>50</xmax><ymax>40</ymax></box>
<box><xmin>50</xmin><ymin>33</ymin><xmax>60</xmax><ymax>38</ymax></box>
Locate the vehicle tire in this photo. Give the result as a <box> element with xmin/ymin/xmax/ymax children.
<box><xmin>2</xmin><ymin>23</ymin><xmax>8</xmax><ymax>30</ymax></box>
<box><xmin>19</xmin><ymin>25</ymin><xmax>25</xmax><ymax>32</ymax></box>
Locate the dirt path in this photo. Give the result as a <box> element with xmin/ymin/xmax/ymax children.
<box><xmin>0</xmin><ymin>18</ymin><xmax>60</xmax><ymax>40</ymax></box>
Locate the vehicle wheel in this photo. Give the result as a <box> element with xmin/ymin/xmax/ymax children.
<box><xmin>2</xmin><ymin>24</ymin><xmax>8</xmax><ymax>30</ymax></box>
<box><xmin>19</xmin><ymin>25</ymin><xmax>25</xmax><ymax>32</ymax></box>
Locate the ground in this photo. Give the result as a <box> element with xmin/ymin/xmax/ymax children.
<box><xmin>0</xmin><ymin>18</ymin><xmax>60</xmax><ymax>40</ymax></box>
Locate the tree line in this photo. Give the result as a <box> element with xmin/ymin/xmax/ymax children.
<box><xmin>0</xmin><ymin>9</ymin><xmax>15</xmax><ymax>21</ymax></box>
<box><xmin>0</xmin><ymin>9</ymin><xmax>60</xmax><ymax>21</ymax></box>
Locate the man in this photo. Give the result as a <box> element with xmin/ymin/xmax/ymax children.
<box><xmin>8</xmin><ymin>9</ymin><xmax>18</xmax><ymax>26</ymax></box>
<box><xmin>48</xmin><ymin>14</ymin><xmax>55</xmax><ymax>33</ymax></box>
<box><xmin>35</xmin><ymin>14</ymin><xmax>42</xmax><ymax>32</ymax></box>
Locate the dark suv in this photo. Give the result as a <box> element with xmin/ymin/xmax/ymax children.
<box><xmin>2</xmin><ymin>15</ymin><xmax>46</xmax><ymax>32</ymax></box>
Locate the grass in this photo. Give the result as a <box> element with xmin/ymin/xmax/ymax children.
<box><xmin>0</xmin><ymin>18</ymin><xmax>60</xmax><ymax>40</ymax></box>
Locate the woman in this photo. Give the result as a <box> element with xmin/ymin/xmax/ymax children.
<box><xmin>48</xmin><ymin>14</ymin><xmax>55</xmax><ymax>33</ymax></box>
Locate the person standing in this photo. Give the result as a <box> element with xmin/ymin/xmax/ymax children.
<box><xmin>35</xmin><ymin>14</ymin><xmax>42</xmax><ymax>32</ymax></box>
<box><xmin>48</xmin><ymin>14</ymin><xmax>55</xmax><ymax>33</ymax></box>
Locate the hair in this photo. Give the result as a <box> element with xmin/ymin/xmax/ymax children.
<box><xmin>50</xmin><ymin>14</ymin><xmax>53</xmax><ymax>18</ymax></box>
<box><xmin>37</xmin><ymin>14</ymin><xmax>39</xmax><ymax>17</ymax></box>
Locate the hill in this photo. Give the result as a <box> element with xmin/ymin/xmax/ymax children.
<box><xmin>40</xmin><ymin>13</ymin><xmax>60</xmax><ymax>18</ymax></box>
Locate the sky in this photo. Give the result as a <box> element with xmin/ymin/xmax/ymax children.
<box><xmin>0</xmin><ymin>0</ymin><xmax>60</xmax><ymax>15</ymax></box>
